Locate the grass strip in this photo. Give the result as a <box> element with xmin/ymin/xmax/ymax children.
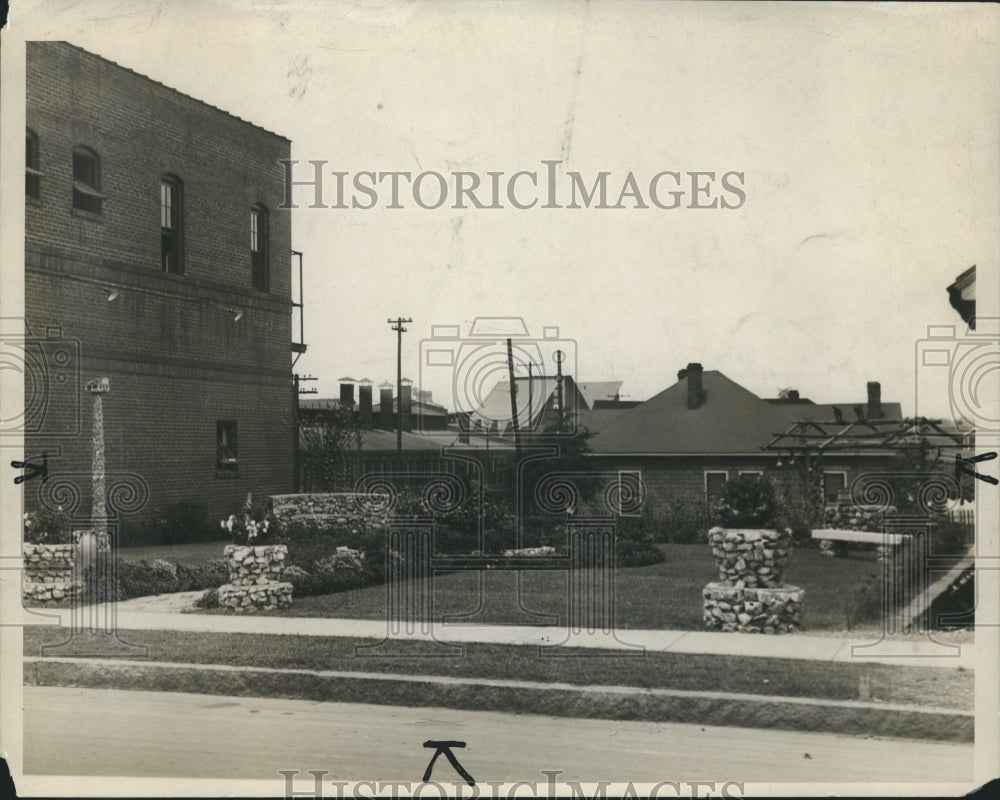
<box><xmin>23</xmin><ymin>627</ymin><xmax>973</xmax><ymax>711</ymax></box>
<box><xmin>23</xmin><ymin>657</ymin><xmax>973</xmax><ymax>743</ymax></box>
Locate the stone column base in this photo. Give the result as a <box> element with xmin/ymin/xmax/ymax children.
<box><xmin>219</xmin><ymin>581</ymin><xmax>293</xmax><ymax>613</ymax></box>
<box><xmin>702</xmin><ymin>582</ymin><xmax>804</xmax><ymax>633</ymax></box>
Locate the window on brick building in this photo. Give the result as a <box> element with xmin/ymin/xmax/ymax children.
<box><xmin>251</xmin><ymin>204</ymin><xmax>269</xmax><ymax>292</ymax></box>
<box><xmin>72</xmin><ymin>146</ymin><xmax>103</xmax><ymax>213</ymax></box>
<box><xmin>823</xmin><ymin>471</ymin><xmax>847</xmax><ymax>503</ymax></box>
<box><xmin>705</xmin><ymin>470</ymin><xmax>728</xmax><ymax>499</ymax></box>
<box><xmin>161</xmin><ymin>176</ymin><xmax>184</xmax><ymax>274</ymax></box>
<box><xmin>26</xmin><ymin>129</ymin><xmax>41</xmax><ymax>199</ymax></box>
<box><xmin>217</xmin><ymin>421</ymin><xmax>239</xmax><ymax>472</ymax></box>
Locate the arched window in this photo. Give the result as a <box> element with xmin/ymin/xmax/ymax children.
<box><xmin>250</xmin><ymin>204</ymin><xmax>269</xmax><ymax>292</ymax></box>
<box><xmin>26</xmin><ymin>129</ymin><xmax>41</xmax><ymax>199</ymax></box>
<box><xmin>161</xmin><ymin>175</ymin><xmax>184</xmax><ymax>274</ymax></box>
<box><xmin>72</xmin><ymin>146</ymin><xmax>102</xmax><ymax>213</ymax></box>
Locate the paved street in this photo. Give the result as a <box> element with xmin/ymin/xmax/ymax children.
<box><xmin>23</xmin><ymin>687</ymin><xmax>972</xmax><ymax>786</ymax></box>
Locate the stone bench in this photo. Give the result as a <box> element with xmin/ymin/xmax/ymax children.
<box><xmin>811</xmin><ymin>528</ymin><xmax>905</xmax><ymax>557</ymax></box>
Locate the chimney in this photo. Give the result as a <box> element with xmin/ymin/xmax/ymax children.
<box><xmin>685</xmin><ymin>362</ymin><xmax>705</xmax><ymax>409</ymax></box>
<box><xmin>788</xmin><ymin>389</ymin><xmax>799</xmax><ymax>401</ymax></box>
<box><xmin>339</xmin><ymin>378</ymin><xmax>355</xmax><ymax>409</ymax></box>
<box><xmin>379</xmin><ymin>382</ymin><xmax>393</xmax><ymax>429</ymax></box>
<box><xmin>400</xmin><ymin>378</ymin><xmax>413</xmax><ymax>433</ymax></box>
<box><xmin>867</xmin><ymin>381</ymin><xmax>882</xmax><ymax>419</ymax></box>
<box><xmin>358</xmin><ymin>379</ymin><xmax>373</xmax><ymax>424</ymax></box>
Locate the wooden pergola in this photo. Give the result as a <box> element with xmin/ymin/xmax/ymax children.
<box><xmin>763</xmin><ymin>416</ymin><xmax>971</xmax><ymax>463</ymax></box>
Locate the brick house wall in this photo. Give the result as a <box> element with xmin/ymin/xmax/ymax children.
<box><xmin>590</xmin><ymin>454</ymin><xmax>897</xmax><ymax>517</ymax></box>
<box><xmin>24</xmin><ymin>42</ymin><xmax>294</xmax><ymax>539</ymax></box>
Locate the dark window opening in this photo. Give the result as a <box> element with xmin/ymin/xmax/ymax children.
<box><xmin>823</xmin><ymin>472</ymin><xmax>847</xmax><ymax>503</ymax></box>
<box><xmin>72</xmin><ymin>146</ymin><xmax>102</xmax><ymax>213</ymax></box>
<box><xmin>161</xmin><ymin>177</ymin><xmax>184</xmax><ymax>274</ymax></box>
<box><xmin>217</xmin><ymin>421</ymin><xmax>239</xmax><ymax>472</ymax></box>
<box><xmin>26</xmin><ymin>129</ymin><xmax>41</xmax><ymax>199</ymax></box>
<box><xmin>705</xmin><ymin>471</ymin><xmax>728</xmax><ymax>499</ymax></box>
<box><xmin>251</xmin><ymin>205</ymin><xmax>269</xmax><ymax>292</ymax></box>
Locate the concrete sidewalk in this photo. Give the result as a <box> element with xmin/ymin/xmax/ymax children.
<box><xmin>35</xmin><ymin>596</ymin><xmax>975</xmax><ymax>670</ymax></box>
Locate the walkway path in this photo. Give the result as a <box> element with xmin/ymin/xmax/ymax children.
<box><xmin>36</xmin><ymin>592</ymin><xmax>975</xmax><ymax>670</ymax></box>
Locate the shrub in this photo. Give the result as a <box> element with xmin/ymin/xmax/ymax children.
<box><xmin>23</xmin><ymin>508</ymin><xmax>72</xmax><ymax>544</ymax></box>
<box><xmin>175</xmin><ymin>559</ymin><xmax>229</xmax><ymax>591</ymax></box>
<box><xmin>312</xmin><ymin>551</ymin><xmax>367</xmax><ymax>594</ymax></box>
<box><xmin>195</xmin><ymin>587</ymin><xmax>219</xmax><ymax>609</ymax></box>
<box><xmin>283</xmin><ymin>565</ymin><xmax>320</xmax><ymax>596</ymax></box>
<box><xmin>715</xmin><ymin>474</ymin><xmax>778</xmax><ymax>528</ymax></box>
<box><xmin>616</xmin><ymin>538</ymin><xmax>666</xmax><ymax>567</ymax></box>
<box><xmin>930</xmin><ymin>518</ymin><xmax>973</xmax><ymax>557</ymax></box>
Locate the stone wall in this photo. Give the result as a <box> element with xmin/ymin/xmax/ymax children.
<box><xmin>22</xmin><ymin>543</ymin><xmax>80</xmax><ymax>604</ymax></box>
<box><xmin>219</xmin><ymin>544</ymin><xmax>292</xmax><ymax>612</ymax></box>
<box><xmin>822</xmin><ymin>503</ymin><xmax>895</xmax><ymax>533</ymax></box>
<box><xmin>270</xmin><ymin>493</ymin><xmax>389</xmax><ymax>530</ymax></box>
<box><xmin>702</xmin><ymin>583</ymin><xmax>803</xmax><ymax>633</ymax></box>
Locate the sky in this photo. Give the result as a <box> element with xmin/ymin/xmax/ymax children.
<box><xmin>3</xmin><ymin>0</ymin><xmax>998</xmax><ymax>423</ymax></box>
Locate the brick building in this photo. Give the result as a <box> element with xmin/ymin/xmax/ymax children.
<box><xmin>24</xmin><ymin>42</ymin><xmax>296</xmax><ymax>540</ymax></box>
<box><xmin>586</xmin><ymin>363</ymin><xmax>906</xmax><ymax>514</ymax></box>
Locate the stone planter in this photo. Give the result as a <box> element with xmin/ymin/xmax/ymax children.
<box><xmin>22</xmin><ymin>543</ymin><xmax>81</xmax><ymax>604</ymax></box>
<box><xmin>702</xmin><ymin>582</ymin><xmax>803</xmax><ymax>633</ymax></box>
<box><xmin>220</xmin><ymin>544</ymin><xmax>291</xmax><ymax>613</ymax></box>
<box><xmin>707</xmin><ymin>527</ymin><xmax>791</xmax><ymax>588</ymax></box>
<box><xmin>223</xmin><ymin>544</ymin><xmax>287</xmax><ymax>585</ymax></box>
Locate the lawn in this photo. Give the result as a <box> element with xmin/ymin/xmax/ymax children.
<box><xmin>22</xmin><ymin>627</ymin><xmax>973</xmax><ymax>711</ymax></box>
<box><xmin>197</xmin><ymin>543</ymin><xmax>881</xmax><ymax>632</ymax></box>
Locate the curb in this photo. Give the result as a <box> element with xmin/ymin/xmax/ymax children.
<box><xmin>24</xmin><ymin>657</ymin><xmax>973</xmax><ymax>743</ymax></box>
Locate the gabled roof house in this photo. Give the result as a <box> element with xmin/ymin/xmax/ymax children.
<box><xmin>586</xmin><ymin>363</ymin><xmax>906</xmax><ymax>511</ymax></box>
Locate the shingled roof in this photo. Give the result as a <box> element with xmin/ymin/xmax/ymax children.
<box><xmin>587</xmin><ymin>371</ymin><xmax>902</xmax><ymax>456</ymax></box>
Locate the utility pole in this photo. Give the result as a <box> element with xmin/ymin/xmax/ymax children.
<box><xmin>387</xmin><ymin>317</ymin><xmax>412</xmax><ymax>456</ymax></box>
<box><xmin>292</xmin><ymin>373</ymin><xmax>317</xmax><ymax>491</ymax></box>
<box><xmin>506</xmin><ymin>338</ymin><xmax>521</xmax><ymax>459</ymax></box>
<box><xmin>554</xmin><ymin>349</ymin><xmax>565</xmax><ymax>433</ymax></box>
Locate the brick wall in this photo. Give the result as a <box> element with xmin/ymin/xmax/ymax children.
<box><xmin>590</xmin><ymin>455</ymin><xmax>894</xmax><ymax>517</ymax></box>
<box><xmin>23</xmin><ymin>43</ymin><xmax>294</xmax><ymax>541</ymax></box>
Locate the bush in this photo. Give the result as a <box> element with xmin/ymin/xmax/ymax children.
<box><xmin>312</xmin><ymin>551</ymin><xmax>367</xmax><ymax>594</ymax></box>
<box><xmin>283</xmin><ymin>565</ymin><xmax>321</xmax><ymax>596</ymax></box>
<box><xmin>715</xmin><ymin>474</ymin><xmax>778</xmax><ymax>528</ymax></box>
<box><xmin>23</xmin><ymin>508</ymin><xmax>73</xmax><ymax>544</ymax></box>
<box><xmin>930</xmin><ymin>519</ymin><xmax>973</xmax><ymax>556</ymax></box>
<box><xmin>195</xmin><ymin>587</ymin><xmax>219</xmax><ymax>608</ymax></box>
<box><xmin>616</xmin><ymin>538</ymin><xmax>666</xmax><ymax>567</ymax></box>
<box><xmin>175</xmin><ymin>559</ymin><xmax>229</xmax><ymax>591</ymax></box>
<box><xmin>82</xmin><ymin>556</ymin><xmax>230</xmax><ymax>602</ymax></box>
